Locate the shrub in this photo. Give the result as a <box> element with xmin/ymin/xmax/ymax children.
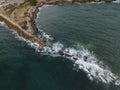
<box><xmin>29</xmin><ymin>0</ymin><xmax>37</xmax><ymax>6</ymax></box>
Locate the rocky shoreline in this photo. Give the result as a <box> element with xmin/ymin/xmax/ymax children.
<box><xmin>0</xmin><ymin>13</ymin><xmax>46</xmax><ymax>47</ymax></box>
<box><xmin>0</xmin><ymin>0</ymin><xmax>47</xmax><ymax>49</ymax></box>
<box><xmin>0</xmin><ymin>0</ymin><xmax>115</xmax><ymax>48</ymax></box>
<box><xmin>30</xmin><ymin>3</ymin><xmax>44</xmax><ymax>33</ymax></box>
<box><xmin>18</xmin><ymin>0</ymin><xmax>114</xmax><ymax>35</ymax></box>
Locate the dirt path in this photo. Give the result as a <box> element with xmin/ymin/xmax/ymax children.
<box><xmin>0</xmin><ymin>13</ymin><xmax>46</xmax><ymax>47</ymax></box>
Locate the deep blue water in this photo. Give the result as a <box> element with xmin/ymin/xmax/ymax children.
<box><xmin>0</xmin><ymin>2</ymin><xmax>120</xmax><ymax>90</ymax></box>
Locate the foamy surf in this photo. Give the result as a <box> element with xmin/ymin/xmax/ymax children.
<box><xmin>49</xmin><ymin>42</ymin><xmax>120</xmax><ymax>86</ymax></box>
<box><xmin>22</xmin><ymin>28</ymin><xmax>120</xmax><ymax>86</ymax></box>
<box><xmin>26</xmin><ymin>6</ymin><xmax>120</xmax><ymax>85</ymax></box>
<box><xmin>112</xmin><ymin>0</ymin><xmax>120</xmax><ymax>3</ymax></box>
<box><xmin>2</xmin><ymin>4</ymin><xmax>120</xmax><ymax>86</ymax></box>
<box><xmin>0</xmin><ymin>21</ymin><xmax>5</xmax><ymax>25</ymax></box>
<box><xmin>6</xmin><ymin>19</ymin><xmax>120</xmax><ymax>86</ymax></box>
<box><xmin>34</xmin><ymin>4</ymin><xmax>120</xmax><ymax>86</ymax></box>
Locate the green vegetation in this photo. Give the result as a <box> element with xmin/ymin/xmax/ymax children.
<box><xmin>24</xmin><ymin>11</ymin><xmax>28</xmax><ymax>16</ymax></box>
<box><xmin>28</xmin><ymin>0</ymin><xmax>37</xmax><ymax>6</ymax></box>
<box><xmin>4</xmin><ymin>4</ymin><xmax>17</xmax><ymax>15</ymax></box>
<box><xmin>24</xmin><ymin>9</ymin><xmax>29</xmax><ymax>16</ymax></box>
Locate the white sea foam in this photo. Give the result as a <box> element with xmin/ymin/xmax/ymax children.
<box><xmin>89</xmin><ymin>0</ymin><xmax>120</xmax><ymax>4</ymax></box>
<box><xmin>5</xmin><ymin>4</ymin><xmax>120</xmax><ymax>86</ymax></box>
<box><xmin>43</xmin><ymin>5</ymin><xmax>53</xmax><ymax>8</ymax></box>
<box><xmin>9</xmin><ymin>26</ymin><xmax>120</xmax><ymax>86</ymax></box>
<box><xmin>112</xmin><ymin>0</ymin><xmax>120</xmax><ymax>3</ymax></box>
<box><xmin>1</xmin><ymin>12</ymin><xmax>120</xmax><ymax>88</ymax></box>
<box><xmin>37</xmin><ymin>5</ymin><xmax>52</xmax><ymax>16</ymax></box>
<box><xmin>10</xmin><ymin>29</ymin><xmax>41</xmax><ymax>52</ymax></box>
<box><xmin>76</xmin><ymin>0</ymin><xmax>120</xmax><ymax>4</ymax></box>
<box><xmin>29</xmin><ymin>37</ymin><xmax>119</xmax><ymax>86</ymax></box>
<box><xmin>0</xmin><ymin>21</ymin><xmax>5</xmax><ymax>25</ymax></box>
<box><xmin>87</xmin><ymin>1</ymin><xmax>104</xmax><ymax>4</ymax></box>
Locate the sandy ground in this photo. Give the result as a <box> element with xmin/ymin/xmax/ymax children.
<box><xmin>0</xmin><ymin>13</ymin><xmax>46</xmax><ymax>46</ymax></box>
<box><xmin>1</xmin><ymin>0</ymin><xmax>24</xmax><ymax>5</ymax></box>
<box><xmin>0</xmin><ymin>0</ymin><xmax>35</xmax><ymax>33</ymax></box>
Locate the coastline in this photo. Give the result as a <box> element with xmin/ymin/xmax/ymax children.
<box><xmin>0</xmin><ymin>13</ymin><xmax>46</xmax><ymax>47</ymax></box>
<box><xmin>1</xmin><ymin>1</ymin><xmax>120</xmax><ymax>86</ymax></box>
<box><xmin>0</xmin><ymin>0</ymin><xmax>114</xmax><ymax>48</ymax></box>
<box><xmin>30</xmin><ymin>3</ymin><xmax>44</xmax><ymax>33</ymax></box>
<box><xmin>0</xmin><ymin>0</ymin><xmax>46</xmax><ymax>48</ymax></box>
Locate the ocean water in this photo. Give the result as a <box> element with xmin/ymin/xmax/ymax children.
<box><xmin>0</xmin><ymin>2</ymin><xmax>120</xmax><ymax>90</ymax></box>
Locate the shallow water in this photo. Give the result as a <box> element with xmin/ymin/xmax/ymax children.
<box><xmin>0</xmin><ymin>2</ymin><xmax>120</xmax><ymax>90</ymax></box>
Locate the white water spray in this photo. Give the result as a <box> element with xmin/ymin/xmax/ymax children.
<box><xmin>112</xmin><ymin>0</ymin><xmax>120</xmax><ymax>3</ymax></box>
<box><xmin>0</xmin><ymin>21</ymin><xmax>5</xmax><ymax>25</ymax></box>
<box><xmin>1</xmin><ymin>15</ymin><xmax>119</xmax><ymax>87</ymax></box>
<box><xmin>1</xmin><ymin>4</ymin><xmax>120</xmax><ymax>86</ymax></box>
<box><xmin>36</xmin><ymin>5</ymin><xmax>120</xmax><ymax>86</ymax></box>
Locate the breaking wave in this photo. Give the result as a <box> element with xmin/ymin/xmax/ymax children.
<box><xmin>112</xmin><ymin>0</ymin><xmax>120</xmax><ymax>3</ymax></box>
<box><xmin>1</xmin><ymin>4</ymin><xmax>120</xmax><ymax>87</ymax></box>
<box><xmin>41</xmin><ymin>42</ymin><xmax>120</xmax><ymax>86</ymax></box>
<box><xmin>0</xmin><ymin>21</ymin><xmax>5</xmax><ymax>26</ymax></box>
<box><xmin>9</xmin><ymin>26</ymin><xmax>120</xmax><ymax>86</ymax></box>
<box><xmin>16</xmin><ymin>4</ymin><xmax>120</xmax><ymax>86</ymax></box>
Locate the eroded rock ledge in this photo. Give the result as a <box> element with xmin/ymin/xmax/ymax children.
<box><xmin>0</xmin><ymin>14</ymin><xmax>46</xmax><ymax>47</ymax></box>
<box><xmin>0</xmin><ymin>0</ymin><xmax>114</xmax><ymax>47</ymax></box>
<box><xmin>0</xmin><ymin>0</ymin><xmax>114</xmax><ymax>33</ymax></box>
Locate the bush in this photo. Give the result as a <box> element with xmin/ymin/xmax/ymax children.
<box><xmin>29</xmin><ymin>0</ymin><xmax>37</xmax><ymax>6</ymax></box>
<box><xmin>24</xmin><ymin>11</ymin><xmax>28</xmax><ymax>16</ymax></box>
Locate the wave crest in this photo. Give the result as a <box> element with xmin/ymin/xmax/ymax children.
<box><xmin>4</xmin><ymin>8</ymin><xmax>119</xmax><ymax>86</ymax></box>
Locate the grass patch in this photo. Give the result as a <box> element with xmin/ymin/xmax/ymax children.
<box><xmin>4</xmin><ymin>4</ymin><xmax>17</xmax><ymax>15</ymax></box>
<box><xmin>25</xmin><ymin>0</ymin><xmax>37</xmax><ymax>6</ymax></box>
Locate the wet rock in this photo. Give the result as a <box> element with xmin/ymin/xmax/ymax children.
<box><xmin>83</xmin><ymin>56</ymin><xmax>88</xmax><ymax>61</ymax></box>
<box><xmin>58</xmin><ymin>50</ymin><xmax>65</xmax><ymax>56</ymax></box>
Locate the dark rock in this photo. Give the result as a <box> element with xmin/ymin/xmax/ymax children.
<box><xmin>58</xmin><ymin>50</ymin><xmax>65</xmax><ymax>56</ymax></box>
<box><xmin>83</xmin><ymin>56</ymin><xmax>88</xmax><ymax>61</ymax></box>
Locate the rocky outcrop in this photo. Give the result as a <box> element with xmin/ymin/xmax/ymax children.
<box><xmin>0</xmin><ymin>0</ymin><xmax>114</xmax><ymax>49</ymax></box>
<box><xmin>0</xmin><ymin>14</ymin><xmax>46</xmax><ymax>47</ymax></box>
<box><xmin>29</xmin><ymin>3</ymin><xmax>44</xmax><ymax>33</ymax></box>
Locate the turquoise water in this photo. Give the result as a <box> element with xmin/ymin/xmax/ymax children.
<box><xmin>0</xmin><ymin>2</ymin><xmax>120</xmax><ymax>90</ymax></box>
